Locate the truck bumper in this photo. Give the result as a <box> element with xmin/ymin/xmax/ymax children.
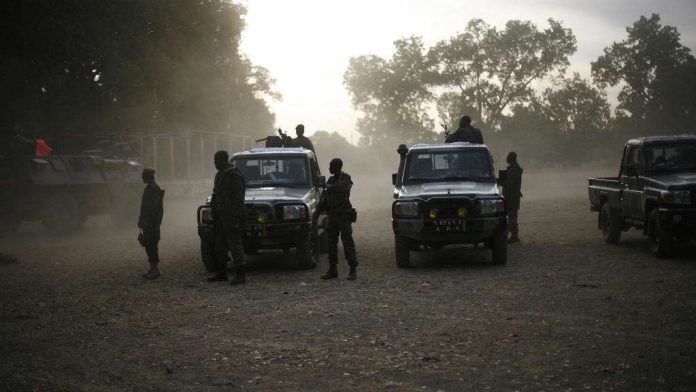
<box><xmin>198</xmin><ymin>221</ymin><xmax>312</xmax><ymax>249</ymax></box>
<box><xmin>392</xmin><ymin>216</ymin><xmax>506</xmax><ymax>244</ymax></box>
<box><xmin>659</xmin><ymin>208</ymin><xmax>696</xmax><ymax>238</ymax></box>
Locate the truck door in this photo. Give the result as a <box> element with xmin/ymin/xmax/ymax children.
<box><xmin>619</xmin><ymin>145</ymin><xmax>643</xmax><ymax>219</ymax></box>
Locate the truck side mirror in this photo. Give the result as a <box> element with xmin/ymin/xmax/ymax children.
<box><xmin>317</xmin><ymin>176</ymin><xmax>326</xmax><ymax>188</ymax></box>
<box><xmin>498</xmin><ymin>169</ymin><xmax>507</xmax><ymax>184</ymax></box>
<box><xmin>392</xmin><ymin>173</ymin><xmax>397</xmax><ymax>185</ymax></box>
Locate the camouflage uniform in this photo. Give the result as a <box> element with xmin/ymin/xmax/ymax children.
<box><xmin>213</xmin><ymin>165</ymin><xmax>246</xmax><ymax>270</ymax></box>
<box><xmin>445</xmin><ymin>125</ymin><xmax>484</xmax><ymax>144</ymax></box>
<box><xmin>292</xmin><ymin>135</ymin><xmax>315</xmax><ymax>153</ymax></box>
<box><xmin>319</xmin><ymin>172</ymin><xmax>356</xmax><ymax>267</ymax></box>
<box><xmin>502</xmin><ymin>162</ymin><xmax>523</xmax><ymax>241</ymax></box>
<box><xmin>138</xmin><ymin>182</ymin><xmax>164</xmax><ymax>265</ymax></box>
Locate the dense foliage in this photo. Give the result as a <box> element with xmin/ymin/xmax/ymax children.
<box><xmin>1</xmin><ymin>0</ymin><xmax>276</xmax><ymax>142</ymax></box>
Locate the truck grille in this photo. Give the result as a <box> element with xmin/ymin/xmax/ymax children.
<box><xmin>425</xmin><ymin>198</ymin><xmax>476</xmax><ymax>218</ymax></box>
<box><xmin>245</xmin><ymin>203</ymin><xmax>274</xmax><ymax>222</ymax></box>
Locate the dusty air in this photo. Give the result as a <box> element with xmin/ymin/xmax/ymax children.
<box><xmin>1</xmin><ymin>1</ymin><xmax>695</xmax><ymax>390</ymax></box>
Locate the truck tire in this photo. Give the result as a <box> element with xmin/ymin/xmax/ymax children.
<box><xmin>395</xmin><ymin>234</ymin><xmax>411</xmax><ymax>268</ymax></box>
<box><xmin>42</xmin><ymin>192</ymin><xmax>81</xmax><ymax>234</ymax></box>
<box><xmin>647</xmin><ymin>209</ymin><xmax>673</xmax><ymax>258</ymax></box>
<box><xmin>491</xmin><ymin>228</ymin><xmax>507</xmax><ymax>265</ymax></box>
<box><xmin>200</xmin><ymin>236</ymin><xmax>217</xmax><ymax>272</ymax></box>
<box><xmin>600</xmin><ymin>203</ymin><xmax>622</xmax><ymax>244</ymax></box>
<box><xmin>296</xmin><ymin>229</ymin><xmax>316</xmax><ymax>269</ymax></box>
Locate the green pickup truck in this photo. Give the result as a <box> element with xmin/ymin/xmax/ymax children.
<box><xmin>588</xmin><ymin>135</ymin><xmax>696</xmax><ymax>257</ymax></box>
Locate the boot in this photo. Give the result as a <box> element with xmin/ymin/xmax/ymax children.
<box><xmin>207</xmin><ymin>269</ymin><xmax>228</xmax><ymax>282</ymax></box>
<box><xmin>229</xmin><ymin>266</ymin><xmax>246</xmax><ymax>285</ymax></box>
<box><xmin>346</xmin><ymin>266</ymin><xmax>357</xmax><ymax>281</ymax></box>
<box><xmin>320</xmin><ymin>264</ymin><xmax>338</xmax><ymax>280</ymax></box>
<box><xmin>143</xmin><ymin>263</ymin><xmax>160</xmax><ymax>279</ymax></box>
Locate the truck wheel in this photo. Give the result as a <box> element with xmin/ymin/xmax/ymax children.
<box><xmin>491</xmin><ymin>228</ymin><xmax>507</xmax><ymax>265</ymax></box>
<box><xmin>200</xmin><ymin>236</ymin><xmax>217</xmax><ymax>272</ymax></box>
<box><xmin>395</xmin><ymin>234</ymin><xmax>411</xmax><ymax>268</ymax></box>
<box><xmin>600</xmin><ymin>203</ymin><xmax>622</xmax><ymax>244</ymax></box>
<box><xmin>647</xmin><ymin>209</ymin><xmax>673</xmax><ymax>258</ymax></box>
<box><xmin>296</xmin><ymin>229</ymin><xmax>316</xmax><ymax>269</ymax></box>
<box><xmin>42</xmin><ymin>193</ymin><xmax>81</xmax><ymax>234</ymax></box>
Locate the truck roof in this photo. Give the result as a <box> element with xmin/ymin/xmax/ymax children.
<box><xmin>407</xmin><ymin>142</ymin><xmax>490</xmax><ymax>151</ymax></box>
<box><xmin>628</xmin><ymin>135</ymin><xmax>696</xmax><ymax>144</ymax></box>
<box><xmin>232</xmin><ymin>147</ymin><xmax>315</xmax><ymax>158</ymax></box>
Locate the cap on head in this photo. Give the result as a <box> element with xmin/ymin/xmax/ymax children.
<box><xmin>142</xmin><ymin>167</ymin><xmax>155</xmax><ymax>178</ymax></box>
<box><xmin>295</xmin><ymin>124</ymin><xmax>305</xmax><ymax>135</ymax></box>
<box><xmin>459</xmin><ymin>115</ymin><xmax>472</xmax><ymax>127</ymax></box>
<box><xmin>214</xmin><ymin>150</ymin><xmax>229</xmax><ymax>161</ymax></box>
<box><xmin>507</xmin><ymin>151</ymin><xmax>517</xmax><ymax>163</ymax></box>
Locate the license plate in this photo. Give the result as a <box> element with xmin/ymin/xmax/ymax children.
<box><xmin>434</xmin><ymin>218</ymin><xmax>465</xmax><ymax>232</ymax></box>
<box><xmin>246</xmin><ymin>224</ymin><xmax>265</xmax><ymax>238</ymax></box>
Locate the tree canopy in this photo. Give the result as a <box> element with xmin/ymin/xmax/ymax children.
<box><xmin>1</xmin><ymin>0</ymin><xmax>277</xmax><ymax>141</ymax></box>
<box><xmin>592</xmin><ymin>14</ymin><xmax>696</xmax><ymax>135</ymax></box>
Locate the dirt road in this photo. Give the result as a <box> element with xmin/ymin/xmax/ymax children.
<box><xmin>1</xmin><ymin>169</ymin><xmax>695</xmax><ymax>391</ymax></box>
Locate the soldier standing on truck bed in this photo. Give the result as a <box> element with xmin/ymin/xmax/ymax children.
<box><xmin>318</xmin><ymin>158</ymin><xmax>358</xmax><ymax>281</ymax></box>
<box><xmin>445</xmin><ymin>115</ymin><xmax>484</xmax><ymax>144</ymax></box>
<box><xmin>207</xmin><ymin>150</ymin><xmax>247</xmax><ymax>285</ymax></box>
<box><xmin>292</xmin><ymin>124</ymin><xmax>315</xmax><ymax>153</ymax></box>
<box><xmin>138</xmin><ymin>168</ymin><xmax>164</xmax><ymax>279</ymax></box>
<box><xmin>501</xmin><ymin>152</ymin><xmax>523</xmax><ymax>243</ymax></box>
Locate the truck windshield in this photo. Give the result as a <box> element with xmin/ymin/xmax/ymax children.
<box><xmin>645</xmin><ymin>141</ymin><xmax>696</xmax><ymax>173</ymax></box>
<box><xmin>404</xmin><ymin>149</ymin><xmax>493</xmax><ymax>184</ymax></box>
<box><xmin>233</xmin><ymin>156</ymin><xmax>310</xmax><ymax>188</ymax></box>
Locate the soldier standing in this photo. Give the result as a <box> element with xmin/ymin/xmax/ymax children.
<box><xmin>502</xmin><ymin>152</ymin><xmax>523</xmax><ymax>243</ymax></box>
<box><xmin>292</xmin><ymin>124</ymin><xmax>315</xmax><ymax>152</ymax></box>
<box><xmin>445</xmin><ymin>115</ymin><xmax>484</xmax><ymax>144</ymax></box>
<box><xmin>318</xmin><ymin>158</ymin><xmax>358</xmax><ymax>280</ymax></box>
<box><xmin>207</xmin><ymin>151</ymin><xmax>247</xmax><ymax>285</ymax></box>
<box><xmin>138</xmin><ymin>168</ymin><xmax>164</xmax><ymax>279</ymax></box>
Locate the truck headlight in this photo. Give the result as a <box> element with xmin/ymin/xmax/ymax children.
<box><xmin>661</xmin><ymin>190</ymin><xmax>691</xmax><ymax>205</ymax></box>
<box><xmin>394</xmin><ymin>201</ymin><xmax>419</xmax><ymax>217</ymax></box>
<box><xmin>283</xmin><ymin>205</ymin><xmax>307</xmax><ymax>220</ymax></box>
<box><xmin>479</xmin><ymin>199</ymin><xmax>505</xmax><ymax>215</ymax></box>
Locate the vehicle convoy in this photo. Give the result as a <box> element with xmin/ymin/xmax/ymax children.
<box><xmin>0</xmin><ymin>153</ymin><xmax>143</xmax><ymax>236</ymax></box>
<box><xmin>391</xmin><ymin>142</ymin><xmax>508</xmax><ymax>267</ymax></box>
<box><xmin>196</xmin><ymin>148</ymin><xmax>328</xmax><ymax>271</ymax></box>
<box><xmin>588</xmin><ymin>135</ymin><xmax>696</xmax><ymax>257</ymax></box>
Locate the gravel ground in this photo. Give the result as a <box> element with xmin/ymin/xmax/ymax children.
<box><xmin>1</xmin><ymin>169</ymin><xmax>695</xmax><ymax>391</ymax></box>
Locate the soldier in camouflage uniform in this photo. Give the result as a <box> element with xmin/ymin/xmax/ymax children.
<box><xmin>502</xmin><ymin>152</ymin><xmax>523</xmax><ymax>243</ymax></box>
<box><xmin>445</xmin><ymin>115</ymin><xmax>484</xmax><ymax>144</ymax></box>
<box><xmin>318</xmin><ymin>158</ymin><xmax>357</xmax><ymax>280</ymax></box>
<box><xmin>207</xmin><ymin>151</ymin><xmax>247</xmax><ymax>285</ymax></box>
<box><xmin>138</xmin><ymin>168</ymin><xmax>164</xmax><ymax>279</ymax></box>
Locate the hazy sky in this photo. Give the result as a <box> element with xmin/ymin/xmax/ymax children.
<box><xmin>239</xmin><ymin>0</ymin><xmax>696</xmax><ymax>142</ymax></box>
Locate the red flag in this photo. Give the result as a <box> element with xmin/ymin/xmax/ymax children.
<box><xmin>35</xmin><ymin>139</ymin><xmax>52</xmax><ymax>156</ymax></box>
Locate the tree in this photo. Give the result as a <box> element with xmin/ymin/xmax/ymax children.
<box><xmin>344</xmin><ymin>37</ymin><xmax>436</xmax><ymax>146</ymax></box>
<box><xmin>0</xmin><ymin>0</ymin><xmax>277</xmax><ymax>142</ymax></box>
<box><xmin>542</xmin><ymin>74</ymin><xmax>612</xmax><ymax>159</ymax></box>
<box><xmin>592</xmin><ymin>14</ymin><xmax>696</xmax><ymax>135</ymax></box>
<box><xmin>430</xmin><ymin>18</ymin><xmax>576</xmax><ymax>129</ymax></box>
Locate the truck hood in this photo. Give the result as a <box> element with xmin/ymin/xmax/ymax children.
<box><xmin>646</xmin><ymin>172</ymin><xmax>696</xmax><ymax>189</ymax></box>
<box><xmin>245</xmin><ymin>187</ymin><xmax>312</xmax><ymax>202</ymax></box>
<box><xmin>396</xmin><ymin>181</ymin><xmax>500</xmax><ymax>199</ymax></box>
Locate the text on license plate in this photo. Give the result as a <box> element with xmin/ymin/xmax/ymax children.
<box><xmin>434</xmin><ymin>219</ymin><xmax>465</xmax><ymax>232</ymax></box>
<box><xmin>246</xmin><ymin>224</ymin><xmax>265</xmax><ymax>238</ymax></box>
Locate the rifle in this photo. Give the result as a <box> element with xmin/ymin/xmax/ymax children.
<box><xmin>255</xmin><ymin>129</ymin><xmax>293</xmax><ymax>147</ymax></box>
<box><xmin>441</xmin><ymin>123</ymin><xmax>450</xmax><ymax>141</ymax></box>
